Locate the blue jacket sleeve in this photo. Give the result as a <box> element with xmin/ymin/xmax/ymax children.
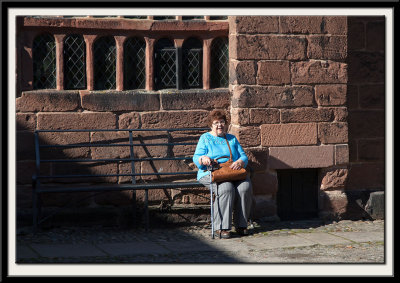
<box><xmin>193</xmin><ymin>134</ymin><xmax>208</xmax><ymax>171</ymax></box>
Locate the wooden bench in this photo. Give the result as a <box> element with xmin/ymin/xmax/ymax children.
<box><xmin>32</xmin><ymin>128</ymin><xmax>210</xmax><ymax>231</ymax></box>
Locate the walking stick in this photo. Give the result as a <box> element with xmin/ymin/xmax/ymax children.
<box><xmin>208</xmin><ymin>167</ymin><xmax>214</xmax><ymax>239</ymax></box>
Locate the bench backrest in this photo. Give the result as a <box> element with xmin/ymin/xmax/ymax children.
<box><xmin>33</xmin><ymin>128</ymin><xmax>209</xmax><ymax>184</ymax></box>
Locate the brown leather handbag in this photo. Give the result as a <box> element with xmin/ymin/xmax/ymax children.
<box><xmin>210</xmin><ymin>135</ymin><xmax>248</xmax><ymax>183</ymax></box>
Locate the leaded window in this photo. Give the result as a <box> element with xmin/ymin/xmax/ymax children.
<box><xmin>33</xmin><ymin>33</ymin><xmax>56</xmax><ymax>89</ymax></box>
<box><xmin>93</xmin><ymin>36</ymin><xmax>116</xmax><ymax>90</ymax></box>
<box><xmin>64</xmin><ymin>34</ymin><xmax>86</xmax><ymax>90</ymax></box>
<box><xmin>154</xmin><ymin>38</ymin><xmax>176</xmax><ymax>89</ymax></box>
<box><xmin>182</xmin><ymin>16</ymin><xmax>204</xmax><ymax>20</ymax></box>
<box><xmin>210</xmin><ymin>16</ymin><xmax>228</xmax><ymax>20</ymax></box>
<box><xmin>124</xmin><ymin>37</ymin><xmax>146</xmax><ymax>90</ymax></box>
<box><xmin>211</xmin><ymin>37</ymin><xmax>229</xmax><ymax>88</ymax></box>
<box><xmin>153</xmin><ymin>16</ymin><xmax>175</xmax><ymax>20</ymax></box>
<box><xmin>182</xmin><ymin>37</ymin><xmax>202</xmax><ymax>89</ymax></box>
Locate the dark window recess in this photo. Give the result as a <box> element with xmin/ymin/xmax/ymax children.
<box><xmin>154</xmin><ymin>16</ymin><xmax>175</xmax><ymax>20</ymax></box>
<box><xmin>93</xmin><ymin>36</ymin><xmax>116</xmax><ymax>90</ymax></box>
<box><xmin>182</xmin><ymin>37</ymin><xmax>203</xmax><ymax>89</ymax></box>
<box><xmin>277</xmin><ymin>169</ymin><xmax>319</xmax><ymax>221</ymax></box>
<box><xmin>210</xmin><ymin>37</ymin><xmax>229</xmax><ymax>88</ymax></box>
<box><xmin>124</xmin><ymin>37</ymin><xmax>146</xmax><ymax>89</ymax></box>
<box><xmin>33</xmin><ymin>33</ymin><xmax>56</xmax><ymax>89</ymax></box>
<box><xmin>210</xmin><ymin>16</ymin><xmax>228</xmax><ymax>20</ymax></box>
<box><xmin>154</xmin><ymin>38</ymin><xmax>176</xmax><ymax>89</ymax></box>
<box><xmin>154</xmin><ymin>37</ymin><xmax>203</xmax><ymax>90</ymax></box>
<box><xmin>64</xmin><ymin>34</ymin><xmax>86</xmax><ymax>90</ymax></box>
<box><xmin>124</xmin><ymin>16</ymin><xmax>148</xmax><ymax>19</ymax></box>
<box><xmin>182</xmin><ymin>16</ymin><xmax>204</xmax><ymax>20</ymax></box>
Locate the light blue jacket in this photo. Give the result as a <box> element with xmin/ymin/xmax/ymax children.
<box><xmin>193</xmin><ymin>132</ymin><xmax>248</xmax><ymax>180</ymax></box>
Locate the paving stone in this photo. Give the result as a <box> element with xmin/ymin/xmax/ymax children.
<box><xmin>242</xmin><ymin>234</ymin><xmax>315</xmax><ymax>249</ymax></box>
<box><xmin>17</xmin><ymin>244</ymin><xmax>38</xmax><ymax>259</ymax></box>
<box><xmin>295</xmin><ymin>232</ymin><xmax>352</xmax><ymax>245</ymax></box>
<box><xmin>31</xmin><ymin>243</ymin><xmax>107</xmax><ymax>258</ymax></box>
<box><xmin>98</xmin><ymin>242</ymin><xmax>170</xmax><ymax>256</ymax></box>
<box><xmin>330</xmin><ymin>231</ymin><xmax>384</xmax><ymax>243</ymax></box>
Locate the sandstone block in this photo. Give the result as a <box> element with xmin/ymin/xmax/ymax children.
<box><xmin>257</xmin><ymin>61</ymin><xmax>290</xmax><ymax>85</ymax></box>
<box><xmin>118</xmin><ymin>112</ymin><xmax>141</xmax><ymax>129</ymax></box>
<box><xmin>281</xmin><ymin>107</ymin><xmax>333</xmax><ymax>123</ymax></box>
<box><xmin>161</xmin><ymin>89</ymin><xmax>230</xmax><ymax>110</ymax></box>
<box><xmin>233</xmin><ymin>35</ymin><xmax>306</xmax><ymax>60</ymax></box>
<box><xmin>39</xmin><ymin>132</ymin><xmax>90</xmax><ymax>159</ymax></box>
<box><xmin>347</xmin><ymin>51</ymin><xmax>384</xmax><ymax>84</ymax></box>
<box><xmin>268</xmin><ymin>145</ymin><xmax>334</xmax><ymax>169</ymax></box>
<box><xmin>81</xmin><ymin>91</ymin><xmax>160</xmax><ymax>111</ymax></box>
<box><xmin>291</xmin><ymin>60</ymin><xmax>347</xmax><ymax>84</ymax></box>
<box><xmin>315</xmin><ymin>84</ymin><xmax>347</xmax><ymax>106</ymax></box>
<box><xmin>358</xmin><ymin>138</ymin><xmax>385</xmax><ymax>161</ymax></box>
<box><xmin>37</xmin><ymin>112</ymin><xmax>116</xmax><ymax>130</ymax></box>
<box><xmin>230</xmin><ymin>16</ymin><xmax>279</xmax><ymax>34</ymax></box>
<box><xmin>230</xmin><ymin>108</ymin><xmax>250</xmax><ymax>125</ymax></box>
<box><xmin>250</xmin><ymin>108</ymin><xmax>280</xmax><ymax>124</ymax></box>
<box><xmin>280</xmin><ymin>16</ymin><xmax>324</xmax><ymax>34</ymax></box>
<box><xmin>229</xmin><ymin>60</ymin><xmax>256</xmax><ymax>85</ymax></box>
<box><xmin>347</xmin><ymin>110</ymin><xmax>385</xmax><ymax>139</ymax></box>
<box><xmin>251</xmin><ymin>171</ymin><xmax>278</xmax><ymax>195</ymax></box>
<box><xmin>232</xmin><ymin>85</ymin><xmax>314</xmax><ymax>108</ymax></box>
<box><xmin>358</xmin><ymin>84</ymin><xmax>385</xmax><ymax>109</ymax></box>
<box><xmin>16</xmin><ymin>90</ymin><xmax>80</xmax><ymax>112</ymax></box>
<box><xmin>16</xmin><ymin>113</ymin><xmax>36</xmax><ymax>131</ymax></box>
<box><xmin>230</xmin><ymin>125</ymin><xmax>260</xmax><ymax>147</ymax></box>
<box><xmin>346</xmin><ymin>162</ymin><xmax>385</xmax><ymax>190</ymax></box>
<box><xmin>141</xmin><ymin>111</ymin><xmax>209</xmax><ymax>129</ymax></box>
<box><xmin>323</xmin><ymin>16</ymin><xmax>347</xmax><ymax>35</ymax></box>
<box><xmin>320</xmin><ymin>167</ymin><xmax>349</xmax><ymax>190</ymax></box>
<box><xmin>318</xmin><ymin>122</ymin><xmax>348</xmax><ymax>144</ymax></box>
<box><xmin>244</xmin><ymin>147</ymin><xmax>269</xmax><ymax>172</ymax></box>
<box><xmin>261</xmin><ymin>123</ymin><xmax>317</xmax><ymax>146</ymax></box>
<box><xmin>335</xmin><ymin>144</ymin><xmax>349</xmax><ymax>165</ymax></box>
<box><xmin>307</xmin><ymin>35</ymin><xmax>347</xmax><ymax>60</ymax></box>
<box><xmin>332</xmin><ymin>107</ymin><xmax>348</xmax><ymax>122</ymax></box>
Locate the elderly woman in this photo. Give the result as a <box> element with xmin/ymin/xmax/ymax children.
<box><xmin>193</xmin><ymin>109</ymin><xmax>253</xmax><ymax>239</ymax></box>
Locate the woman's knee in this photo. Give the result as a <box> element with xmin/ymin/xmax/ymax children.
<box><xmin>215</xmin><ymin>182</ymin><xmax>235</xmax><ymax>197</ymax></box>
<box><xmin>236</xmin><ymin>180</ymin><xmax>252</xmax><ymax>196</ymax></box>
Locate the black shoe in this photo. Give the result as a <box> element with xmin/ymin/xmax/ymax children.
<box><xmin>236</xmin><ymin>227</ymin><xmax>249</xmax><ymax>236</ymax></box>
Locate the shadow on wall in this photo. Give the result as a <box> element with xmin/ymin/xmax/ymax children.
<box><xmin>16</xmin><ymin>121</ymin><xmax>211</xmax><ymax>229</ymax></box>
<box><xmin>344</xmin><ymin>16</ymin><xmax>385</xmax><ymax>220</ymax></box>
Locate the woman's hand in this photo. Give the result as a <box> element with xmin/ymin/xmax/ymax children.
<box><xmin>230</xmin><ymin>159</ymin><xmax>245</xmax><ymax>170</ymax></box>
<box><xmin>199</xmin><ymin>155</ymin><xmax>212</xmax><ymax>166</ymax></box>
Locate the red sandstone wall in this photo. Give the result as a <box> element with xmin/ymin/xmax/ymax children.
<box><xmin>229</xmin><ymin>16</ymin><xmax>350</xmax><ymax>219</ymax></box>
<box><xmin>16</xmin><ymin>16</ymin><xmax>386</xmax><ymax>221</ymax></box>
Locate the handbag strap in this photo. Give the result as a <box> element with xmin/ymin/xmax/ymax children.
<box><xmin>224</xmin><ymin>134</ymin><xmax>233</xmax><ymax>161</ymax></box>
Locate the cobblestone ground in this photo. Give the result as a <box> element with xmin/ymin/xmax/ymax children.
<box><xmin>16</xmin><ymin>219</ymin><xmax>385</xmax><ymax>263</ymax></box>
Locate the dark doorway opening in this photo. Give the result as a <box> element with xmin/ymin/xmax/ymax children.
<box><xmin>277</xmin><ymin>168</ymin><xmax>319</xmax><ymax>221</ymax></box>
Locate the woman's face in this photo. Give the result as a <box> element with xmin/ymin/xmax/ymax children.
<box><xmin>211</xmin><ymin>119</ymin><xmax>226</xmax><ymax>136</ymax></box>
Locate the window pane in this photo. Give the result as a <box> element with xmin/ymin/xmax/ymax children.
<box><xmin>210</xmin><ymin>16</ymin><xmax>228</xmax><ymax>20</ymax></box>
<box><xmin>182</xmin><ymin>16</ymin><xmax>204</xmax><ymax>20</ymax></box>
<box><xmin>211</xmin><ymin>37</ymin><xmax>229</xmax><ymax>88</ymax></box>
<box><xmin>124</xmin><ymin>37</ymin><xmax>146</xmax><ymax>90</ymax></box>
<box><xmin>33</xmin><ymin>33</ymin><xmax>56</xmax><ymax>89</ymax></box>
<box><xmin>183</xmin><ymin>37</ymin><xmax>202</xmax><ymax>89</ymax></box>
<box><xmin>93</xmin><ymin>36</ymin><xmax>116</xmax><ymax>90</ymax></box>
<box><xmin>64</xmin><ymin>34</ymin><xmax>86</xmax><ymax>90</ymax></box>
<box><xmin>153</xmin><ymin>16</ymin><xmax>175</xmax><ymax>20</ymax></box>
<box><xmin>155</xmin><ymin>38</ymin><xmax>176</xmax><ymax>90</ymax></box>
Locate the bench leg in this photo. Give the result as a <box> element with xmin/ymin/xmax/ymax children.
<box><xmin>145</xmin><ymin>189</ymin><xmax>149</xmax><ymax>232</ymax></box>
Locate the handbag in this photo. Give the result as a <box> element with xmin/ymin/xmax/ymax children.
<box><xmin>209</xmin><ymin>135</ymin><xmax>248</xmax><ymax>183</ymax></box>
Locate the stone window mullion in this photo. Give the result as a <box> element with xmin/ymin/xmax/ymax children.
<box><xmin>115</xmin><ymin>36</ymin><xmax>126</xmax><ymax>91</ymax></box>
<box><xmin>54</xmin><ymin>34</ymin><xmax>66</xmax><ymax>90</ymax></box>
<box><xmin>84</xmin><ymin>35</ymin><xmax>97</xmax><ymax>91</ymax></box>
<box><xmin>145</xmin><ymin>37</ymin><xmax>155</xmax><ymax>91</ymax></box>
<box><xmin>203</xmin><ymin>38</ymin><xmax>212</xmax><ymax>90</ymax></box>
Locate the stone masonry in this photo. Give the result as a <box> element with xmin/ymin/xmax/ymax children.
<box><xmin>15</xmin><ymin>16</ymin><xmax>385</xmax><ymax>222</ymax></box>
